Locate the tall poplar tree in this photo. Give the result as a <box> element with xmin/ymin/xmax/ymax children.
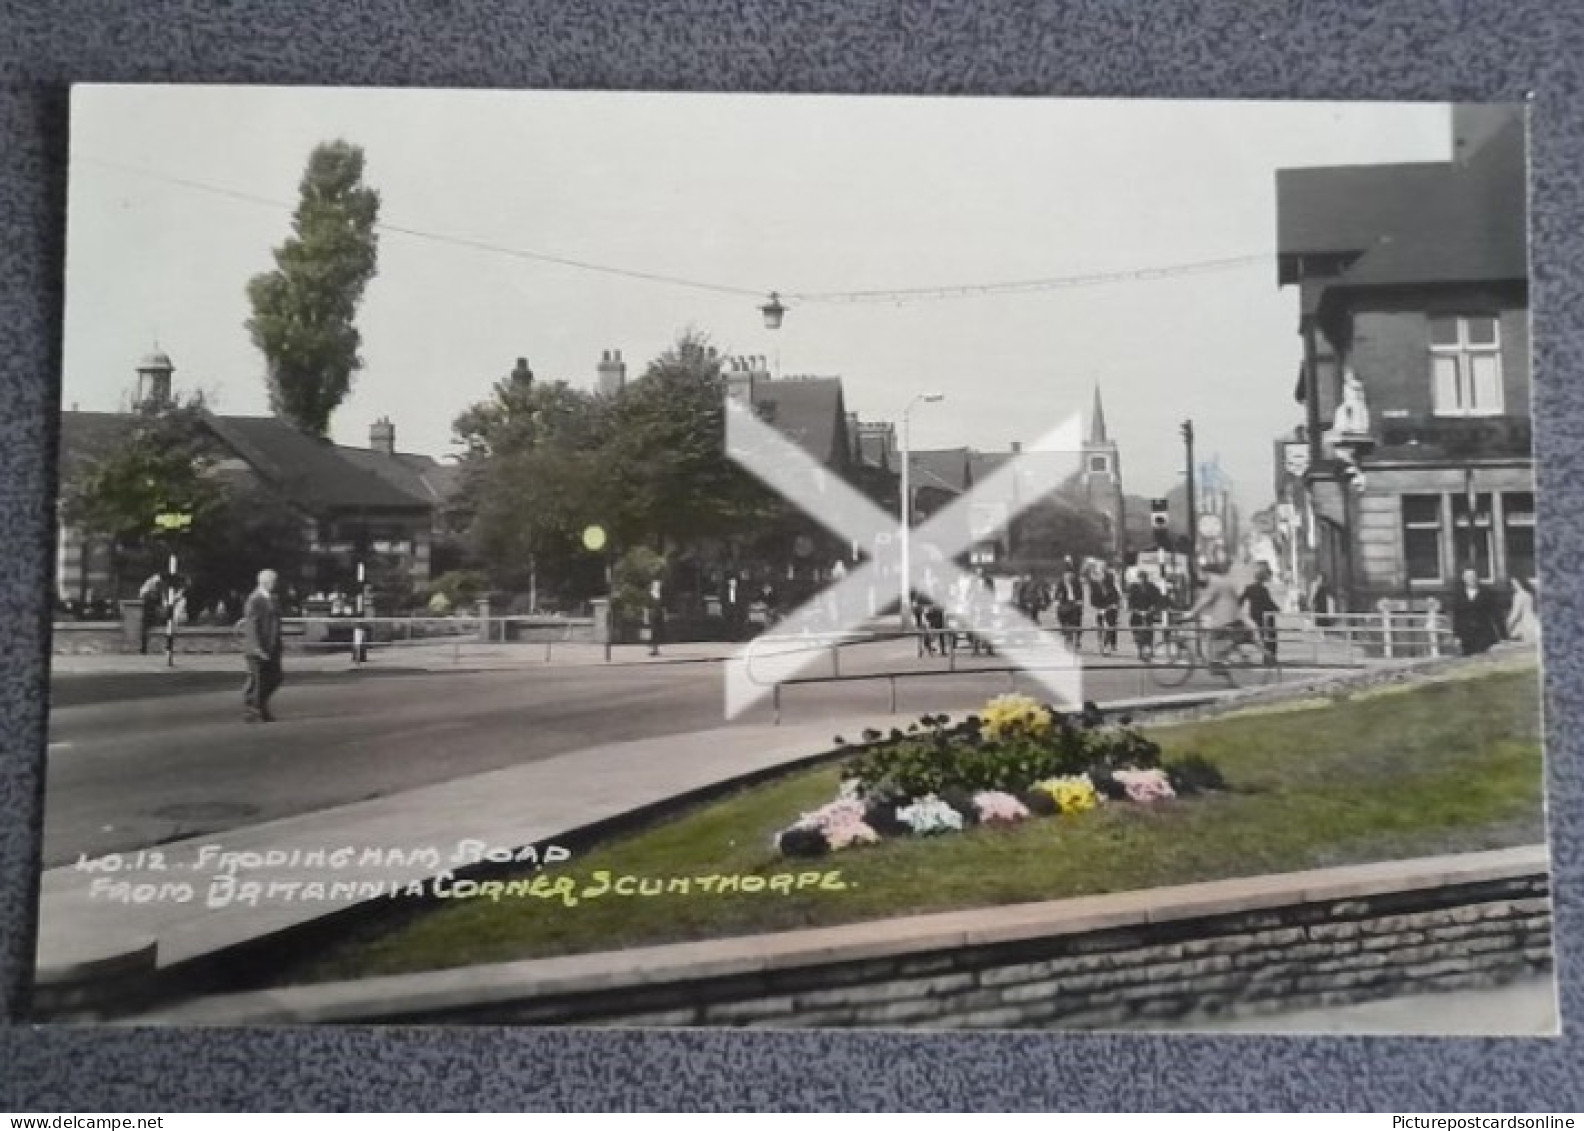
<box><xmin>245</xmin><ymin>140</ymin><xmax>381</xmax><ymax>436</ymax></box>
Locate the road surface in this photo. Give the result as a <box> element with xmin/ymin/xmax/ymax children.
<box><xmin>41</xmin><ymin>636</ymin><xmax>1309</xmax><ymax>868</ymax></box>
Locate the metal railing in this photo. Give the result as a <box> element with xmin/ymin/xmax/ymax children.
<box><xmin>740</xmin><ymin>621</ymin><xmax>1340</xmax><ymax>725</ymax></box>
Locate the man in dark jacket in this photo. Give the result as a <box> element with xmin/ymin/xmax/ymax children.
<box><xmin>1240</xmin><ymin>563</ymin><xmax>1282</xmax><ymax>664</ymax></box>
<box><xmin>1126</xmin><ymin>571</ymin><xmax>1164</xmax><ymax>660</ymax></box>
<box><xmin>1089</xmin><ymin>567</ymin><xmax>1123</xmax><ymax>655</ymax></box>
<box><xmin>1450</xmin><ymin>566</ymin><xmax>1503</xmax><ymax>656</ymax></box>
<box><xmin>242</xmin><ymin>568</ymin><xmax>284</xmax><ymax>723</ymax></box>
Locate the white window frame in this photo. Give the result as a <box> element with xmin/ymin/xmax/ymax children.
<box><xmin>1429</xmin><ymin>314</ymin><xmax>1504</xmax><ymax>417</ymax></box>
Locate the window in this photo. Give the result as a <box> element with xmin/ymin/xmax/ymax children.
<box><xmin>1401</xmin><ymin>495</ymin><xmax>1443</xmax><ymax>583</ymax></box>
<box><xmin>1430</xmin><ymin>315</ymin><xmax>1504</xmax><ymax>416</ymax></box>
<box><xmin>1452</xmin><ymin>492</ymin><xmax>1495</xmax><ymax>580</ymax></box>
<box><xmin>1088</xmin><ymin>455</ymin><xmax>1109</xmax><ymax>473</ymax></box>
<box><xmin>1504</xmin><ymin>491</ymin><xmax>1536</xmax><ymax>582</ymax></box>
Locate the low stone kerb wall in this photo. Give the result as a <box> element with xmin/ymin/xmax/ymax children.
<box><xmin>140</xmin><ymin>845</ymin><xmax>1552</xmax><ymax>1029</ymax></box>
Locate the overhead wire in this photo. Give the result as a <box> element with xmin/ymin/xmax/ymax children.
<box><xmin>77</xmin><ymin>155</ymin><xmax>1269</xmax><ymax>308</ymax></box>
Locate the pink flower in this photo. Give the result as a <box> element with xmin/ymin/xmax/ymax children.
<box><xmin>793</xmin><ymin>798</ymin><xmax>868</xmax><ymax>833</ymax></box>
<box><xmin>1113</xmin><ymin>768</ymin><xmax>1176</xmax><ymax>803</ymax></box>
<box><xmin>824</xmin><ymin>818</ymin><xmax>880</xmax><ymax>850</ymax></box>
<box><xmin>973</xmin><ymin>790</ymin><xmax>1031</xmax><ymax>823</ymax></box>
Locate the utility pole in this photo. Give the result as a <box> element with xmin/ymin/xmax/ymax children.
<box><xmin>1182</xmin><ymin>420</ymin><xmax>1198</xmax><ymax>595</ymax></box>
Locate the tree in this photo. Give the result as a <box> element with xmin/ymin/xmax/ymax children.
<box><xmin>452</xmin><ymin>363</ymin><xmax>616</xmax><ymax>602</ymax></box>
<box><xmin>1011</xmin><ymin>495</ymin><xmax>1112</xmax><ymax>568</ymax></box>
<box><xmin>60</xmin><ymin>394</ymin><xmax>227</xmax><ymax>598</ymax></box>
<box><xmin>606</xmin><ymin>329</ymin><xmax>783</xmax><ymax>554</ymax></box>
<box><xmin>245</xmin><ymin>140</ymin><xmax>381</xmax><ymax>436</ymax></box>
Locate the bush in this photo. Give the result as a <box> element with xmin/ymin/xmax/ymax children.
<box><xmin>846</xmin><ymin>700</ymin><xmax>1164</xmax><ymax>801</ymax></box>
<box><xmin>1165</xmin><ymin>754</ymin><xmax>1227</xmax><ymax>796</ymax></box>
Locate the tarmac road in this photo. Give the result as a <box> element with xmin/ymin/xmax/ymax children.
<box><xmin>39</xmin><ymin>637</ymin><xmax>1286</xmax><ymax>869</ymax></box>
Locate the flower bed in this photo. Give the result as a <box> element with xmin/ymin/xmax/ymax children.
<box><xmin>775</xmin><ymin>694</ymin><xmax>1226</xmax><ymax>857</ymax></box>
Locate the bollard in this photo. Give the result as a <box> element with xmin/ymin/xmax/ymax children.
<box><xmin>772</xmin><ymin>683</ymin><xmax>782</xmax><ymax>727</ymax></box>
<box><xmin>1377</xmin><ymin>599</ymin><xmax>1394</xmax><ymax>660</ymax></box>
<box><xmin>888</xmin><ymin>675</ymin><xmax>897</xmax><ymax>715</ymax></box>
<box><xmin>831</xmin><ymin>642</ymin><xmax>840</xmax><ymax>678</ymax></box>
<box><xmin>544</xmin><ymin>639</ymin><xmax>553</xmax><ymax>664</ymax></box>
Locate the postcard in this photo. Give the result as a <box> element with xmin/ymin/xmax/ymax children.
<box><xmin>36</xmin><ymin>85</ymin><xmax>1553</xmax><ymax>1035</ymax></box>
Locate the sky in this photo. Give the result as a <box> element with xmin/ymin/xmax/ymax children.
<box><xmin>62</xmin><ymin>86</ymin><xmax>1456</xmax><ymax>514</ymax></box>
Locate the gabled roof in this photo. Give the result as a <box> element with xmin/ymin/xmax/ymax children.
<box><xmin>909</xmin><ymin>448</ymin><xmax>972</xmax><ymax>495</ymax></box>
<box><xmin>201</xmin><ymin>414</ymin><xmax>429</xmax><ymax>512</ymax></box>
<box><xmin>752</xmin><ymin>376</ymin><xmax>848</xmax><ymax>468</ymax></box>
<box><xmin>57</xmin><ymin>412</ymin><xmax>137</xmax><ymax>479</ymax></box>
<box><xmin>967</xmin><ymin>451</ymin><xmax>1011</xmax><ymax>486</ymax></box>
<box><xmin>335</xmin><ymin>445</ymin><xmax>461</xmax><ymax>505</ymax></box>
<box><xmin>1277</xmin><ymin>111</ymin><xmax>1527</xmax><ymax>296</ymax></box>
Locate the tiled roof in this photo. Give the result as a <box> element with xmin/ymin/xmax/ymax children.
<box><xmin>201</xmin><ymin>414</ymin><xmax>429</xmax><ymax>512</ymax></box>
<box><xmin>57</xmin><ymin>412</ymin><xmax>137</xmax><ymax>479</ymax></box>
<box><xmin>1277</xmin><ymin>112</ymin><xmax>1526</xmax><ymax>294</ymax></box>
<box><xmin>752</xmin><ymin>377</ymin><xmax>848</xmax><ymax>467</ymax></box>
<box><xmin>908</xmin><ymin>448</ymin><xmax>971</xmax><ymax>495</ymax></box>
<box><xmin>335</xmin><ymin>446</ymin><xmax>462</xmax><ymax>506</ymax></box>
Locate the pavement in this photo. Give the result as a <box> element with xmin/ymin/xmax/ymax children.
<box><xmin>1162</xmin><ymin>974</ymin><xmax>1560</xmax><ymax>1037</ymax></box>
<box><xmin>34</xmin><ymin>713</ymin><xmax>905</xmax><ymax>979</ymax></box>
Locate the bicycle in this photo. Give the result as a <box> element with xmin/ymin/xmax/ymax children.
<box><xmin>1146</xmin><ymin>615</ymin><xmax>1272</xmax><ymax>689</ymax></box>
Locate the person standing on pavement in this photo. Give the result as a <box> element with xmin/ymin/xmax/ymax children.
<box><xmin>1240</xmin><ymin>563</ymin><xmax>1282</xmax><ymax>665</ymax></box>
<box><xmin>1449</xmin><ymin>566</ymin><xmax>1503</xmax><ymax>657</ymax></box>
<box><xmin>242</xmin><ymin>568</ymin><xmax>284</xmax><ymax>723</ymax></box>
<box><xmin>1054</xmin><ymin>565</ymin><xmax>1085</xmax><ymax>650</ymax></box>
<box><xmin>1505</xmin><ymin>577</ymin><xmax>1540</xmax><ymax>645</ymax></box>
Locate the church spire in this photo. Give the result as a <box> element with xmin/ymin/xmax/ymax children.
<box><xmin>1088</xmin><ymin>385</ymin><xmax>1109</xmax><ymax>445</ymax></box>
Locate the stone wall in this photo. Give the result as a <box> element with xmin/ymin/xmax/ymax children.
<box><xmin>406</xmin><ymin>872</ymin><xmax>1549</xmax><ymax>1031</ymax></box>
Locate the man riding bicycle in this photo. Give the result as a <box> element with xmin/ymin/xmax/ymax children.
<box><xmin>1182</xmin><ymin>561</ymin><xmax>1250</xmax><ymax>672</ymax></box>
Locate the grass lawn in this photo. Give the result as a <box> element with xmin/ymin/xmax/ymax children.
<box><xmin>281</xmin><ymin>663</ymin><xmax>1546</xmax><ymax>985</ymax></box>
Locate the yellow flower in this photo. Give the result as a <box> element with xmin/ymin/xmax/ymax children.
<box><xmin>980</xmin><ymin>693</ymin><xmax>1054</xmax><ymax>741</ymax></box>
<box><xmin>1032</xmin><ymin>775</ymin><xmax>1098</xmax><ymax>815</ymax></box>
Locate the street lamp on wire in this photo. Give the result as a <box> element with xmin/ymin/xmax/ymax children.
<box><xmin>899</xmin><ymin>393</ymin><xmax>945</xmax><ymax>629</ymax></box>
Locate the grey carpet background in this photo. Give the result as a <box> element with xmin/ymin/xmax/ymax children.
<box><xmin>1</xmin><ymin>0</ymin><xmax>1581</xmax><ymax>1112</ymax></box>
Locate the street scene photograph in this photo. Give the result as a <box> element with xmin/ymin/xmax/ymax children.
<box><xmin>34</xmin><ymin>85</ymin><xmax>1553</xmax><ymax>1035</ymax></box>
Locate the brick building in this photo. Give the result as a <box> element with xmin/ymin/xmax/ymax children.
<box><xmin>56</xmin><ymin>350</ymin><xmax>455</xmax><ymax>608</ymax></box>
<box><xmin>1274</xmin><ymin>104</ymin><xmax>1531</xmax><ymax>611</ymax></box>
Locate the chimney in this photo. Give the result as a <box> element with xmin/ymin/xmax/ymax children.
<box><xmin>511</xmin><ymin>357</ymin><xmax>534</xmax><ymax>387</ymax></box>
<box><xmin>726</xmin><ymin>355</ymin><xmax>756</xmax><ymax>405</ymax></box>
<box><xmin>370</xmin><ymin>416</ymin><xmax>396</xmax><ymax>455</ymax></box>
<box><xmin>1010</xmin><ymin>441</ymin><xmax>1022</xmax><ymax>454</ymax></box>
<box><xmin>597</xmin><ymin>348</ymin><xmax>627</xmax><ymax>397</ymax></box>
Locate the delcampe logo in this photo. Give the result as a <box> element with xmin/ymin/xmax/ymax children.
<box><xmin>722</xmin><ymin>397</ymin><xmax>1087</xmax><ymax>720</ymax></box>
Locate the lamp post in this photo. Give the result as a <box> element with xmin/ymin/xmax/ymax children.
<box><xmin>1181</xmin><ymin>420</ymin><xmax>1198</xmax><ymax>596</ymax></box>
<box><xmin>899</xmin><ymin>393</ymin><xmax>945</xmax><ymax>629</ymax></box>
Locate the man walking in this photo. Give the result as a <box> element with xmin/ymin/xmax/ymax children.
<box><xmin>242</xmin><ymin>568</ymin><xmax>284</xmax><ymax>723</ymax></box>
<box><xmin>1240</xmin><ymin>563</ymin><xmax>1282</xmax><ymax>665</ymax></box>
